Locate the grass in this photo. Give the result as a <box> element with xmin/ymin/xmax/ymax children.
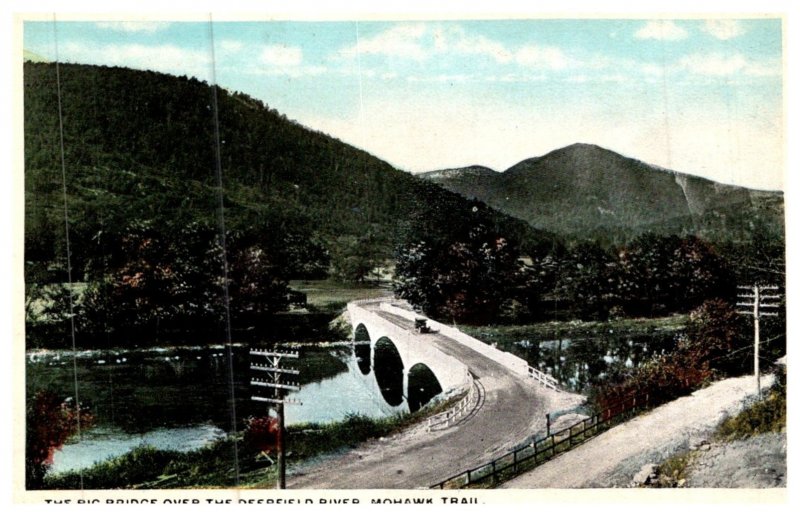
<box><xmin>289</xmin><ymin>279</ymin><xmax>392</xmax><ymax>312</ymax></box>
<box><xmin>647</xmin><ymin>451</ymin><xmax>697</xmax><ymax>488</ymax></box>
<box><xmin>714</xmin><ymin>377</ymin><xmax>786</xmax><ymax>441</ymax></box>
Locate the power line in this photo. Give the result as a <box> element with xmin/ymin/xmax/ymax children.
<box><xmin>207</xmin><ymin>14</ymin><xmax>240</xmax><ymax>486</ymax></box>
<box><xmin>53</xmin><ymin>13</ymin><xmax>84</xmax><ymax>491</ymax></box>
<box><xmin>736</xmin><ymin>285</ymin><xmax>782</xmax><ymax>399</ymax></box>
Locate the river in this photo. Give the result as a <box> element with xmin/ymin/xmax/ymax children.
<box><xmin>27</xmin><ymin>342</ymin><xmax>406</xmax><ymax>475</ymax></box>
<box><xmin>27</xmin><ymin>326</ymin><xmax>679</xmax><ymax>475</ymax></box>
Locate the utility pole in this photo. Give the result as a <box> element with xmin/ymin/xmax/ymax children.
<box><xmin>736</xmin><ymin>285</ymin><xmax>780</xmax><ymax>398</ymax></box>
<box><xmin>250</xmin><ymin>345</ymin><xmax>302</xmax><ymax>489</ymax></box>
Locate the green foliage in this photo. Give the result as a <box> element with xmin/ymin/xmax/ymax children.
<box><xmin>615</xmin><ymin>234</ymin><xmax>733</xmax><ymax>316</ymax></box>
<box><xmin>42</xmin><ymin>442</ymin><xmax>243</xmax><ymax>489</ymax></box>
<box><xmin>394</xmin><ymin>203</ymin><xmax>525</xmax><ymax>324</ymax></box>
<box><xmin>24</xmin><ymin>61</ymin><xmax>549</xmax><ymax>346</ymax></box>
<box><xmin>684</xmin><ymin>299</ymin><xmax>750</xmax><ymax>374</ymax></box>
<box><xmin>331</xmin><ymin>234</ymin><xmax>383</xmax><ymax>283</ymax></box>
<box><xmin>523</xmin><ymin>234</ymin><xmax>734</xmax><ymax>322</ymax></box>
<box><xmin>42</xmin><ymin>399</ymin><xmax>461</xmax><ymax>489</ymax></box>
<box><xmin>554</xmin><ymin>242</ymin><xmax>617</xmax><ymax>320</ymax></box>
<box><xmin>649</xmin><ymin>452</ymin><xmax>696</xmax><ymax>488</ymax></box>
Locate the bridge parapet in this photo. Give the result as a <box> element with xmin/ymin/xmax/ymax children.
<box><xmin>377</xmin><ymin>301</ymin><xmax>560</xmax><ymax>391</ymax></box>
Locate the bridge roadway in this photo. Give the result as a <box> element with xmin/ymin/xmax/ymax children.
<box><xmin>288</xmin><ymin>301</ymin><xmax>579</xmax><ymax>489</ymax></box>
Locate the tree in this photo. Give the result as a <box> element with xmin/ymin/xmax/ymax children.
<box><xmin>394</xmin><ymin>216</ymin><xmax>523</xmax><ymax>325</ymax></box>
<box><xmin>331</xmin><ymin>234</ymin><xmax>382</xmax><ymax>284</ymax></box>
<box><xmin>556</xmin><ymin>242</ymin><xmax>618</xmax><ymax>320</ymax></box>
<box><xmin>615</xmin><ymin>234</ymin><xmax>731</xmax><ymax>316</ymax></box>
<box><xmin>683</xmin><ymin>299</ymin><xmax>750</xmax><ymax>375</ymax></box>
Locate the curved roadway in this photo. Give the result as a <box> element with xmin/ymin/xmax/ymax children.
<box><xmin>288</xmin><ymin>302</ymin><xmax>583</xmax><ymax>489</ymax></box>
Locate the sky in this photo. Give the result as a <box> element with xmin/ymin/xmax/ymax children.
<box><xmin>22</xmin><ymin>16</ymin><xmax>784</xmax><ymax>190</ymax></box>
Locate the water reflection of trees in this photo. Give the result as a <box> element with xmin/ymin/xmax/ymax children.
<box><xmin>505</xmin><ymin>333</ymin><xmax>678</xmax><ymax>392</ymax></box>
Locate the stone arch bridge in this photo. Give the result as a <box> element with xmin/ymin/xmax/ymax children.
<box><xmin>286</xmin><ymin>298</ymin><xmax>580</xmax><ymax>488</ymax></box>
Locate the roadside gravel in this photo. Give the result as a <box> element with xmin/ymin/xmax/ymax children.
<box><xmin>501</xmin><ymin>373</ymin><xmax>775</xmax><ymax>488</ymax></box>
<box><xmin>685</xmin><ymin>432</ymin><xmax>786</xmax><ymax>488</ymax></box>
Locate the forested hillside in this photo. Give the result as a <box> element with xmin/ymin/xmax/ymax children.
<box><xmin>23</xmin><ymin>61</ymin><xmax>550</xmax><ymax>346</ymax></box>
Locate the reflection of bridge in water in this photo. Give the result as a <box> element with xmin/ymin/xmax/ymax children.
<box><xmin>351</xmin><ymin>302</ymin><xmax>471</xmax><ymax>413</ymax></box>
<box><xmin>289</xmin><ymin>298</ymin><xmax>583</xmax><ymax>489</ymax></box>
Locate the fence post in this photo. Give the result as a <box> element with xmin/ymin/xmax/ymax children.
<box><xmin>513</xmin><ymin>449</ymin><xmax>518</xmax><ymax>473</ymax></box>
<box><xmin>491</xmin><ymin>460</ymin><xmax>497</xmax><ymax>485</ymax></box>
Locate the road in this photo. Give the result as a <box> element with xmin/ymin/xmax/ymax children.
<box><xmin>287</xmin><ymin>302</ymin><xmax>583</xmax><ymax>489</ymax></box>
<box><xmin>500</xmin><ymin>373</ymin><xmax>773</xmax><ymax>488</ymax></box>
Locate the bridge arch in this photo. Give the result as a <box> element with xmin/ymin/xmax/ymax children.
<box><xmin>353</xmin><ymin>323</ymin><xmax>372</xmax><ymax>375</ymax></box>
<box><xmin>407</xmin><ymin>363</ymin><xmax>443</xmax><ymax>413</ymax></box>
<box><xmin>373</xmin><ymin>337</ymin><xmax>405</xmax><ymax>407</ymax></box>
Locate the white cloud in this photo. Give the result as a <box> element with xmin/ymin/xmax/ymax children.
<box><xmin>340</xmin><ymin>23</ymin><xmax>574</xmax><ymax>72</ymax></box>
<box><xmin>678</xmin><ymin>52</ymin><xmax>780</xmax><ymax>77</ymax></box>
<box><xmin>634</xmin><ymin>20</ymin><xmax>688</xmax><ymax>41</ymax></box>
<box><xmin>94</xmin><ymin>21</ymin><xmax>172</xmax><ymax>34</ymax></box>
<box><xmin>702</xmin><ymin>20</ymin><xmax>746</xmax><ymax>40</ymax></box>
<box><xmin>259</xmin><ymin>45</ymin><xmax>302</xmax><ymax>67</ymax></box>
<box><xmin>350</xmin><ymin>23</ymin><xmax>428</xmax><ymax>60</ymax></box>
<box><xmin>515</xmin><ymin>45</ymin><xmax>572</xmax><ymax>70</ymax></box>
<box><xmin>431</xmin><ymin>26</ymin><xmax>514</xmax><ymax>63</ymax></box>
<box><xmin>244</xmin><ymin>64</ymin><xmax>327</xmax><ymax>78</ymax></box>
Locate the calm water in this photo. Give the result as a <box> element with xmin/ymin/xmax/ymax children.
<box><xmin>29</xmin><ymin>328</ymin><xmax>679</xmax><ymax>474</ymax></box>
<box><xmin>27</xmin><ymin>342</ymin><xmax>407</xmax><ymax>474</ymax></box>
<box><xmin>495</xmin><ymin>331</ymin><xmax>680</xmax><ymax>392</ymax></box>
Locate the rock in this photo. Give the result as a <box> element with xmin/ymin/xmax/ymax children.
<box><xmin>632</xmin><ymin>463</ymin><xmax>659</xmax><ymax>485</ymax></box>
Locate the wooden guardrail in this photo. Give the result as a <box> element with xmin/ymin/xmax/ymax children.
<box><xmin>430</xmin><ymin>392</ymin><xmax>651</xmax><ymax>489</ymax></box>
<box><xmin>527</xmin><ymin>365</ymin><xmax>559</xmax><ymax>391</ymax></box>
<box><xmin>426</xmin><ymin>373</ymin><xmax>481</xmax><ymax>432</ymax></box>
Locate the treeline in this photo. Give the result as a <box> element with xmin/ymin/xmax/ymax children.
<box><xmin>394</xmin><ymin>209</ymin><xmax>784</xmax><ymax>325</ymax></box>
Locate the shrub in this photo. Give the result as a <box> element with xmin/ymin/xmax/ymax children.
<box><xmin>714</xmin><ymin>379</ymin><xmax>786</xmax><ymax>441</ymax></box>
<box><xmin>26</xmin><ymin>391</ymin><xmax>93</xmax><ymax>489</ymax></box>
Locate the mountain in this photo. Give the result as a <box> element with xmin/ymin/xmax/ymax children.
<box><xmin>420</xmin><ymin>143</ymin><xmax>784</xmax><ymax>244</ymax></box>
<box><xmin>23</xmin><ymin>61</ymin><xmax>551</xmax><ymax>284</ymax></box>
<box><xmin>23</xmin><ymin>50</ymin><xmax>49</xmax><ymax>63</ymax></box>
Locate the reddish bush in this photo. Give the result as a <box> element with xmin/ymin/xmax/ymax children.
<box><xmin>592</xmin><ymin>299</ymin><xmax>740</xmax><ymax>411</ymax></box>
<box><xmin>243</xmin><ymin>415</ymin><xmax>280</xmax><ymax>456</ymax></box>
<box><xmin>26</xmin><ymin>390</ymin><xmax>93</xmax><ymax>488</ymax></box>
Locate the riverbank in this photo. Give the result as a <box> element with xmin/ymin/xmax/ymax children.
<box><xmin>461</xmin><ymin>313</ymin><xmax>688</xmax><ymax>346</ymax></box>
<box><xmin>41</xmin><ymin>390</ymin><xmax>466</xmax><ymax>490</ymax></box>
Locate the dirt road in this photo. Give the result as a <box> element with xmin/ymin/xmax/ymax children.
<box><xmin>288</xmin><ymin>308</ymin><xmax>583</xmax><ymax>489</ymax></box>
<box><xmin>501</xmin><ymin>373</ymin><xmax>774</xmax><ymax>488</ymax></box>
